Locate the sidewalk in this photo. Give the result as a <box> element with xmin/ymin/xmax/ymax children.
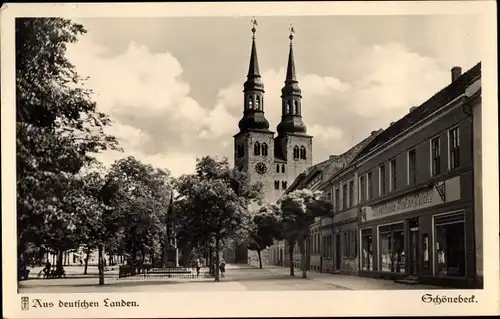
<box><xmin>262</xmin><ymin>265</ymin><xmax>445</xmax><ymax>290</ymax></box>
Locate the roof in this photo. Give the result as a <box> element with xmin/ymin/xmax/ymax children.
<box><xmin>354</xmin><ymin>62</ymin><xmax>481</xmax><ymax>161</ymax></box>
<box><xmin>285</xmin><ymin>129</ymin><xmax>383</xmax><ymax>193</ymax></box>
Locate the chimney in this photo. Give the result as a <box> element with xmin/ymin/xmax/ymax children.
<box><xmin>409</xmin><ymin>106</ymin><xmax>418</xmax><ymax>113</ymax></box>
<box><xmin>451</xmin><ymin>66</ymin><xmax>462</xmax><ymax>82</ymax></box>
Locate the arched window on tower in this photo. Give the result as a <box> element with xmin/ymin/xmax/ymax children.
<box><xmin>287</xmin><ymin>101</ymin><xmax>293</xmax><ymax>114</ymax></box>
<box><xmin>276</xmin><ymin>164</ymin><xmax>280</xmax><ymax>173</ymax></box>
<box><xmin>261</xmin><ymin>143</ymin><xmax>268</xmax><ymax>156</ymax></box>
<box><xmin>256</xmin><ymin>96</ymin><xmax>261</xmax><ymax>110</ymax></box>
<box><xmin>281</xmin><ymin>164</ymin><xmax>286</xmax><ymax>173</ymax></box>
<box><xmin>294</xmin><ymin>101</ymin><xmax>299</xmax><ymax>114</ymax></box>
<box><xmin>300</xmin><ymin>146</ymin><xmax>307</xmax><ymax>159</ymax></box>
<box><xmin>274</xmin><ymin>181</ymin><xmax>280</xmax><ymax>190</ymax></box>
<box><xmin>248</xmin><ymin>96</ymin><xmax>254</xmax><ymax>109</ymax></box>
<box><xmin>293</xmin><ymin>146</ymin><xmax>299</xmax><ymax>159</ymax></box>
<box><xmin>254</xmin><ymin>142</ymin><xmax>261</xmax><ymax>155</ymax></box>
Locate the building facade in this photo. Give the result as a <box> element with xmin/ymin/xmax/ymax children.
<box><xmin>228</xmin><ymin>27</ymin><xmax>314</xmax><ymax>263</ymax></box>
<box><xmin>354</xmin><ymin>63</ymin><xmax>481</xmax><ymax>288</ymax></box>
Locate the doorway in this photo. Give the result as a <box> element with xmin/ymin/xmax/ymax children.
<box><xmin>408</xmin><ymin>218</ymin><xmax>419</xmax><ymax>277</ymax></box>
<box><xmin>335</xmin><ymin>233</ymin><xmax>342</xmax><ymax>270</ymax></box>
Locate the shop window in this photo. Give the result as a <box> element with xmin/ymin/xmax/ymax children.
<box><xmin>434</xmin><ymin>212</ymin><xmax>465</xmax><ymax>277</ymax></box>
<box><xmin>423</xmin><ymin>234</ymin><xmax>430</xmax><ymax>269</ymax></box>
<box><xmin>379</xmin><ymin>223</ymin><xmax>405</xmax><ymax>273</ymax></box>
<box><xmin>361</xmin><ymin>229</ymin><xmax>373</xmax><ymax>271</ymax></box>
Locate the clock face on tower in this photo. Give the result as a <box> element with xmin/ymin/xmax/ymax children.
<box><xmin>255</xmin><ymin>162</ymin><xmax>268</xmax><ymax>175</ymax></box>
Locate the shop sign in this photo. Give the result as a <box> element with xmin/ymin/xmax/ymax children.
<box><xmin>361</xmin><ymin>187</ymin><xmax>444</xmax><ymax>222</ymax></box>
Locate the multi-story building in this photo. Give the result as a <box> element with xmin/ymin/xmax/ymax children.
<box><xmin>353</xmin><ymin>63</ymin><xmax>481</xmax><ymax>288</ymax></box>
<box><xmin>276</xmin><ymin>131</ymin><xmax>380</xmax><ymax>271</ymax></box>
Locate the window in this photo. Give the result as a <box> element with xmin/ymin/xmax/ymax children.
<box><xmin>367</xmin><ymin>172</ymin><xmax>373</xmax><ymax>200</ymax></box>
<box><xmin>359</xmin><ymin>175</ymin><xmax>366</xmax><ymax>203</ymax></box>
<box><xmin>348</xmin><ymin>180</ymin><xmax>354</xmax><ymax>207</ymax></box>
<box><xmin>434</xmin><ymin>212</ymin><xmax>465</xmax><ymax>277</ymax></box>
<box><xmin>276</xmin><ymin>164</ymin><xmax>280</xmax><ymax>173</ymax></box>
<box><xmin>342</xmin><ymin>184</ymin><xmax>348</xmax><ymax>210</ymax></box>
<box><xmin>343</xmin><ymin>232</ymin><xmax>349</xmax><ymax>258</ymax></box>
<box><xmin>254</xmin><ymin>142</ymin><xmax>260</xmax><ymax>156</ymax></box>
<box><xmin>408</xmin><ymin>148</ymin><xmax>416</xmax><ymax>185</ymax></box>
<box><xmin>287</xmin><ymin>101</ymin><xmax>293</xmax><ymax>114</ymax></box>
<box><xmin>335</xmin><ymin>187</ymin><xmax>340</xmax><ymax>212</ymax></box>
<box><xmin>281</xmin><ymin>164</ymin><xmax>285</xmax><ymax>173</ymax></box>
<box><xmin>255</xmin><ymin>96</ymin><xmax>260</xmax><ymax>110</ymax></box>
<box><xmin>390</xmin><ymin>158</ymin><xmax>397</xmax><ymax>191</ymax></box>
<box><xmin>293</xmin><ymin>146</ymin><xmax>299</xmax><ymax>159</ymax></box>
<box><xmin>379</xmin><ymin>164</ymin><xmax>386</xmax><ymax>195</ymax></box>
<box><xmin>361</xmin><ymin>229</ymin><xmax>373</xmax><ymax>271</ymax></box>
<box><xmin>294</xmin><ymin>101</ymin><xmax>299</xmax><ymax>115</ymax></box>
<box><xmin>274</xmin><ymin>181</ymin><xmax>279</xmax><ymax>190</ymax></box>
<box><xmin>449</xmin><ymin>127</ymin><xmax>460</xmax><ymax>170</ymax></box>
<box><xmin>282</xmin><ymin>181</ymin><xmax>287</xmax><ymax>190</ymax></box>
<box><xmin>431</xmin><ymin>136</ymin><xmax>441</xmax><ymax>176</ymax></box>
<box><xmin>261</xmin><ymin>143</ymin><xmax>268</xmax><ymax>156</ymax></box>
<box><xmin>423</xmin><ymin>234</ymin><xmax>430</xmax><ymax>269</ymax></box>
<box><xmin>300</xmin><ymin>146</ymin><xmax>307</xmax><ymax>159</ymax></box>
<box><xmin>236</xmin><ymin>144</ymin><xmax>244</xmax><ymax>158</ymax></box>
<box><xmin>248</xmin><ymin>96</ymin><xmax>253</xmax><ymax>109</ymax></box>
<box><xmin>379</xmin><ymin>223</ymin><xmax>405</xmax><ymax>273</ymax></box>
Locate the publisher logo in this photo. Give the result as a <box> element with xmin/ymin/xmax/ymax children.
<box><xmin>21</xmin><ymin>296</ymin><xmax>29</xmax><ymax>311</ymax></box>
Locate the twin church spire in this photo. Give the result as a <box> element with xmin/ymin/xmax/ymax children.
<box><xmin>238</xmin><ymin>21</ymin><xmax>307</xmax><ymax>136</ymax></box>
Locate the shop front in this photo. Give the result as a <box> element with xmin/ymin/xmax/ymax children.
<box><xmin>358</xmin><ymin>178</ymin><xmax>475</xmax><ymax>288</ymax></box>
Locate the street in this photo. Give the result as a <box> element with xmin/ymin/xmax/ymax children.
<box><xmin>18</xmin><ymin>264</ymin><xmax>444</xmax><ymax>293</ymax></box>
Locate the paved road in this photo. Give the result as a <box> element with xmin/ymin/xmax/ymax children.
<box><xmin>18</xmin><ymin>264</ymin><xmax>346</xmax><ymax>293</ymax></box>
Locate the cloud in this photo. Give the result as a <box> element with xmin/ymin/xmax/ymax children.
<box><xmin>66</xmin><ymin>23</ymin><xmax>460</xmax><ymax>178</ymax></box>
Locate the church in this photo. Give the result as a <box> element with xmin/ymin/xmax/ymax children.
<box><xmin>229</xmin><ymin>24</ymin><xmax>314</xmax><ymax>263</ymax></box>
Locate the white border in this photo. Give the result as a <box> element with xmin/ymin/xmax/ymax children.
<box><xmin>2</xmin><ymin>1</ymin><xmax>499</xmax><ymax>318</ymax></box>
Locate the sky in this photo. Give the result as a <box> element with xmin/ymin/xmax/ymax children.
<box><xmin>65</xmin><ymin>15</ymin><xmax>483</xmax><ymax>177</ymax></box>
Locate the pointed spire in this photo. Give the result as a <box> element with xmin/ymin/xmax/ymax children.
<box><xmin>285</xmin><ymin>24</ymin><xmax>297</xmax><ymax>83</ymax></box>
<box><xmin>247</xmin><ymin>18</ymin><xmax>260</xmax><ymax>78</ymax></box>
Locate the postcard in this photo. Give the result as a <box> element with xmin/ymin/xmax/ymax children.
<box><xmin>1</xmin><ymin>1</ymin><xmax>498</xmax><ymax>318</ymax></box>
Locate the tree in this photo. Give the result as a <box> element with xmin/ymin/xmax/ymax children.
<box><xmin>279</xmin><ymin>189</ymin><xmax>332</xmax><ymax>278</ymax></box>
<box><xmin>103</xmin><ymin>157</ymin><xmax>172</xmax><ymax>266</ymax></box>
<box><xmin>247</xmin><ymin>204</ymin><xmax>283</xmax><ymax>269</ymax></box>
<box><xmin>16</xmin><ymin>18</ymin><xmax>119</xmax><ymax>277</ymax></box>
<box><xmin>174</xmin><ymin>156</ymin><xmax>263</xmax><ymax>281</ymax></box>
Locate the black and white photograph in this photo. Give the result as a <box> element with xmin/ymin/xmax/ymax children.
<box><xmin>1</xmin><ymin>1</ymin><xmax>498</xmax><ymax>318</ymax></box>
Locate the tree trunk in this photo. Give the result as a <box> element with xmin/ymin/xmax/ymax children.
<box><xmin>98</xmin><ymin>244</ymin><xmax>105</xmax><ymax>285</ymax></box>
<box><xmin>257</xmin><ymin>250</ymin><xmax>263</xmax><ymax>269</ymax></box>
<box><xmin>84</xmin><ymin>249</ymin><xmax>91</xmax><ymax>275</ymax></box>
<box><xmin>299</xmin><ymin>238</ymin><xmax>307</xmax><ymax>279</ymax></box>
<box><xmin>288</xmin><ymin>243</ymin><xmax>294</xmax><ymax>276</ymax></box>
<box><xmin>215</xmin><ymin>237</ymin><xmax>220</xmax><ymax>282</ymax></box>
<box><xmin>208</xmin><ymin>246</ymin><xmax>213</xmax><ymax>274</ymax></box>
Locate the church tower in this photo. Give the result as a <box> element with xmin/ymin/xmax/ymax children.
<box><xmin>275</xmin><ymin>28</ymin><xmax>313</xmax><ymax>185</ymax></box>
<box><xmin>234</xmin><ymin>21</ymin><xmax>276</xmax><ymax>206</ymax></box>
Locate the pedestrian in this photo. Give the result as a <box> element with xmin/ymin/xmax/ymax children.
<box><xmin>195</xmin><ymin>258</ymin><xmax>201</xmax><ymax>277</ymax></box>
<box><xmin>219</xmin><ymin>259</ymin><xmax>226</xmax><ymax>278</ymax></box>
